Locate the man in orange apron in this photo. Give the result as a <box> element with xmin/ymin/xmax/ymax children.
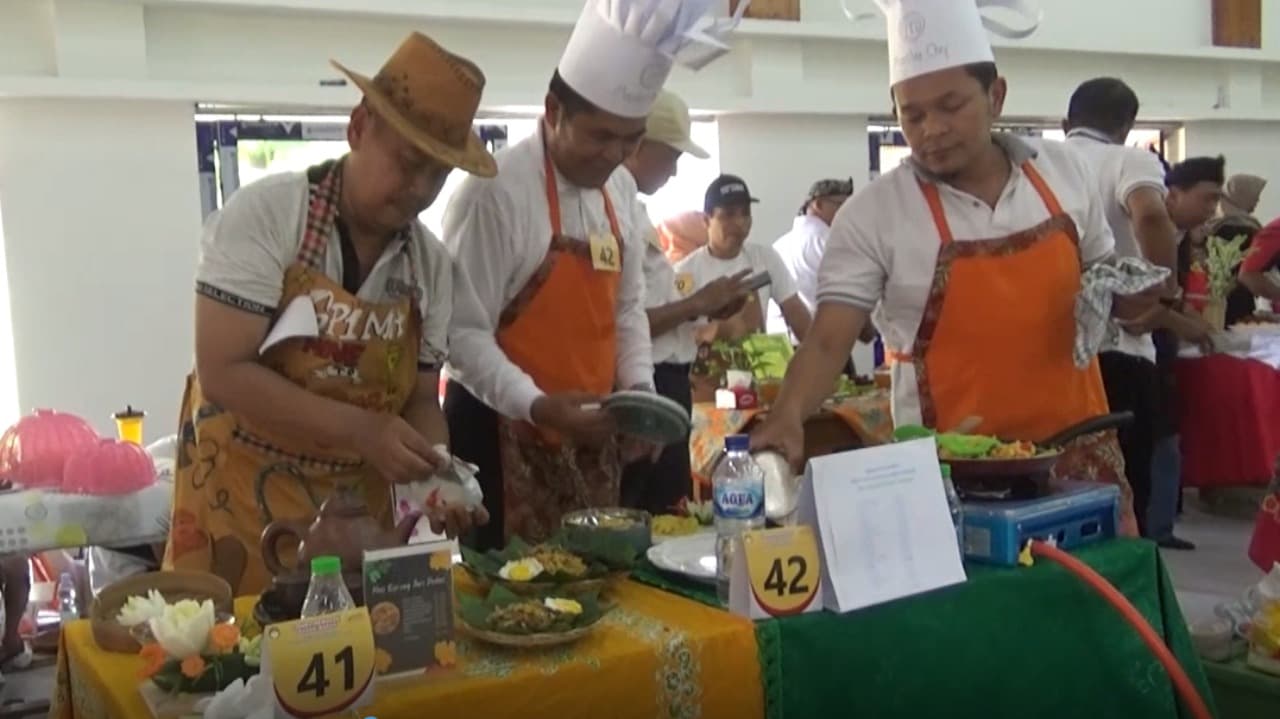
<box><xmin>752</xmin><ymin>0</ymin><xmax>1159</xmax><ymax>536</ymax></box>
<box><xmin>163</xmin><ymin>34</ymin><xmax>494</xmax><ymax>595</ymax></box>
<box><xmin>444</xmin><ymin>0</ymin><xmax>744</xmax><ymax>549</ymax></box>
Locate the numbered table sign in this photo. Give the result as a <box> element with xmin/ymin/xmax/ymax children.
<box><xmin>262</xmin><ymin>607</ymin><xmax>376</xmax><ymax>718</ymax></box>
<box><xmin>728</xmin><ymin>525</ymin><xmax>824</xmax><ymax>619</ymax></box>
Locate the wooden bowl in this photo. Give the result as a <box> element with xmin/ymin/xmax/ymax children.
<box><xmin>90</xmin><ymin>571</ymin><xmax>233</xmax><ymax>653</ymax></box>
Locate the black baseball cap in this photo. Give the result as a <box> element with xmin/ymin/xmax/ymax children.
<box><xmin>704</xmin><ymin>174</ymin><xmax>759</xmax><ymax>214</ymax></box>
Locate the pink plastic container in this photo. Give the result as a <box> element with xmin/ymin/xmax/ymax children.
<box><xmin>62</xmin><ymin>438</ymin><xmax>156</xmax><ymax>495</ymax></box>
<box><xmin>0</xmin><ymin>409</ymin><xmax>99</xmax><ymax>489</ymax></box>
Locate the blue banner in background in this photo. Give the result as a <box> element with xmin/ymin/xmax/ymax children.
<box><xmin>195</xmin><ymin>122</ymin><xmax>218</xmax><ymax>220</ymax></box>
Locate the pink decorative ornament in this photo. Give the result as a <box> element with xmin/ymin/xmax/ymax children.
<box><xmin>63</xmin><ymin>439</ymin><xmax>156</xmax><ymax>495</ymax></box>
<box><xmin>0</xmin><ymin>409</ymin><xmax>100</xmax><ymax>489</ymax></box>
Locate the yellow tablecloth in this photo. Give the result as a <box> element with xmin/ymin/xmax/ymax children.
<box><xmin>51</xmin><ymin>579</ymin><xmax>763</xmax><ymax>719</ymax></box>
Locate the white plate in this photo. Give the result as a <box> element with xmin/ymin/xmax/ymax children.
<box><xmin>646</xmin><ymin>533</ymin><xmax>717</xmax><ymax>584</ymax></box>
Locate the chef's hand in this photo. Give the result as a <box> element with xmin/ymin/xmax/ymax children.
<box><xmin>354</xmin><ymin>413</ymin><xmax>442</xmax><ymax>484</ymax></box>
<box><xmin>1115</xmin><ymin>303</ymin><xmax>1168</xmax><ymax>336</ymax></box>
<box><xmin>531</xmin><ymin>392</ymin><xmax>616</xmax><ymax>448</ymax></box>
<box><xmin>693</xmin><ymin>270</ymin><xmax>753</xmax><ymax>319</ymax></box>
<box><xmin>1112</xmin><ymin>286</ymin><xmax>1164</xmax><ymax>327</ymax></box>
<box><xmin>749</xmin><ymin>411</ymin><xmax>805</xmax><ymax>472</ymax></box>
<box><xmin>1166</xmin><ymin>310</ymin><xmax>1217</xmax><ymax>354</ymax></box>
<box><xmin>426</xmin><ymin>502</ymin><xmax>490</xmax><ymax>539</ymax></box>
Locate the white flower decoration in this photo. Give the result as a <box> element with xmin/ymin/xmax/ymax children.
<box><xmin>116</xmin><ymin>590</ymin><xmax>167</xmax><ymax>628</ymax></box>
<box><xmin>148</xmin><ymin>598</ymin><xmax>215</xmax><ymax>659</ymax></box>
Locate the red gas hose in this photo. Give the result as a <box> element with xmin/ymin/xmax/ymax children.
<box><xmin>1028</xmin><ymin>540</ymin><xmax>1214</xmax><ymax>719</ymax></box>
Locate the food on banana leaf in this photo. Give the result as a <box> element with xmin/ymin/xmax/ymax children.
<box><xmin>458</xmin><ymin>585</ymin><xmax>606</xmax><ymax>636</ymax></box>
<box><xmin>461</xmin><ymin>532</ymin><xmax>636</xmax><ymax>585</ymax></box>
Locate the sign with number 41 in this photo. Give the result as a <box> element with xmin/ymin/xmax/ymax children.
<box><xmin>728</xmin><ymin>525</ymin><xmax>824</xmax><ymax>619</ymax></box>
<box><xmin>262</xmin><ymin>607</ymin><xmax>376</xmax><ymax>718</ymax></box>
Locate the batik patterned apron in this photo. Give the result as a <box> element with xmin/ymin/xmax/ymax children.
<box><xmin>889</xmin><ymin>160</ymin><xmax>1137</xmax><ymax>536</ymax></box>
<box><xmin>163</xmin><ymin>159</ymin><xmax>422</xmax><ymax>594</ymax></box>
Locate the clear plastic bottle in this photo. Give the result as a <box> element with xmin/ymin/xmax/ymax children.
<box><xmin>56</xmin><ymin>572</ymin><xmax>79</xmax><ymax>625</ymax></box>
<box><xmin>299</xmin><ymin>556</ymin><xmax>355</xmax><ymax>619</ymax></box>
<box><xmin>713</xmin><ymin>435</ymin><xmax>766</xmax><ymax>605</ymax></box>
<box><xmin>941</xmin><ymin>463</ymin><xmax>965</xmax><ymax>560</ymax></box>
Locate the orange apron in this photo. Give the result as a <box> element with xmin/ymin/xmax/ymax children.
<box><xmin>894</xmin><ymin>160</ymin><xmax>1137</xmax><ymax>536</ymax></box>
<box><xmin>163</xmin><ymin>159</ymin><xmax>421</xmax><ymax>594</ymax></box>
<box><xmin>491</xmin><ymin>128</ymin><xmax>623</xmax><ymax>543</ymax></box>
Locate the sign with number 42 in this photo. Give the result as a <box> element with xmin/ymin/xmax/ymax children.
<box><xmin>728</xmin><ymin>525</ymin><xmax>824</xmax><ymax>619</ymax></box>
<box><xmin>262</xmin><ymin>607</ymin><xmax>376</xmax><ymax>718</ymax></box>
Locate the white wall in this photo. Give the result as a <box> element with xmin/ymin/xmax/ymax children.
<box><xmin>0</xmin><ymin>99</ymin><xmax>201</xmax><ymax>439</ymax></box>
<box><xmin>719</xmin><ymin>114</ymin><xmax>871</xmax><ymax>247</ymax></box>
<box><xmin>1183</xmin><ymin>121</ymin><xmax>1280</xmax><ymax>223</ymax></box>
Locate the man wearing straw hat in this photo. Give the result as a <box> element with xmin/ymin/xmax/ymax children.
<box><xmin>445</xmin><ymin>0</ymin><xmax>746</xmax><ymax>548</ymax></box>
<box><xmin>165</xmin><ymin>33</ymin><xmax>493</xmax><ymax>594</ymax></box>
<box><xmin>752</xmin><ymin>0</ymin><xmax>1163</xmax><ymax>536</ymax></box>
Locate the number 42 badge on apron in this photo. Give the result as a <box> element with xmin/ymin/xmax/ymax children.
<box><xmin>589</xmin><ymin>232</ymin><xmax>622</xmax><ymax>273</ymax></box>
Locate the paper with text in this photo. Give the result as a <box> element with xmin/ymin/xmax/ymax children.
<box><xmin>797</xmin><ymin>438</ymin><xmax>966</xmax><ymax>613</ymax></box>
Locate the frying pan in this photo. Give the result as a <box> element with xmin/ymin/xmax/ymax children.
<box><xmin>947</xmin><ymin>412</ymin><xmax>1134</xmax><ymax>500</ymax></box>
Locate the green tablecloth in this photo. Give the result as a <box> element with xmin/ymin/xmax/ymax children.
<box><xmin>635</xmin><ymin>539</ymin><xmax>1215</xmax><ymax>719</ymax></box>
<box><xmin>1203</xmin><ymin>655</ymin><xmax>1280</xmax><ymax>719</ymax></box>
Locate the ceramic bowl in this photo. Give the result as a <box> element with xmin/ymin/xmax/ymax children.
<box><xmin>561</xmin><ymin>507</ymin><xmax>652</xmax><ymax>557</ymax></box>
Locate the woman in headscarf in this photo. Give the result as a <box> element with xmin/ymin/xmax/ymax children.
<box><xmin>1205</xmin><ymin>173</ymin><xmax>1268</xmax><ymax>324</ymax></box>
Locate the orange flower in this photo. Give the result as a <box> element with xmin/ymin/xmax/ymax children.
<box><xmin>180</xmin><ymin>655</ymin><xmax>206</xmax><ymax>679</ymax></box>
<box><xmin>433</xmin><ymin>640</ymin><xmax>457</xmax><ymax>668</ymax></box>
<box><xmin>209</xmin><ymin>623</ymin><xmax>240</xmax><ymax>653</ymax></box>
<box><xmin>137</xmin><ymin>643</ymin><xmax>168</xmax><ymax>680</ymax></box>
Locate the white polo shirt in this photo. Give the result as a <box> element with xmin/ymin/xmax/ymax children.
<box><xmin>675</xmin><ymin>242</ymin><xmax>799</xmax><ymax>335</ymax></box>
<box><xmin>196</xmin><ymin>170</ymin><xmax>453</xmax><ymax>371</ymax></box>
<box><xmin>443</xmin><ymin>131</ymin><xmax>654</xmax><ymax>422</ymax></box>
<box><xmin>1065</xmin><ymin>128</ymin><xmax>1168</xmax><ymax>363</ymax></box>
<box><xmin>617</xmin><ymin>168</ymin><xmax>698</xmax><ymax>366</ymax></box>
<box><xmin>818</xmin><ymin>133</ymin><xmax>1116</xmax><ymax>428</ymax></box>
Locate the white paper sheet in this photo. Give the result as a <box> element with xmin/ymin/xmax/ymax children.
<box><xmin>799</xmin><ymin>438</ymin><xmax>966</xmax><ymax>613</ymax></box>
<box><xmin>258</xmin><ymin>295</ymin><xmax>319</xmax><ymax>355</ymax></box>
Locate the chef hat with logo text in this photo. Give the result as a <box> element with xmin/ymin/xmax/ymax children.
<box><xmin>557</xmin><ymin>0</ymin><xmax>750</xmax><ymax>119</ymax></box>
<box><xmin>870</xmin><ymin>0</ymin><xmax>1041</xmax><ymax>86</ymax></box>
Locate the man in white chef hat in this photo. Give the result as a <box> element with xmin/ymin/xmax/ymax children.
<box><xmin>752</xmin><ymin>0</ymin><xmax>1161</xmax><ymax>537</ymax></box>
<box><xmin>445</xmin><ymin>0</ymin><xmax>746</xmax><ymax>549</ymax></box>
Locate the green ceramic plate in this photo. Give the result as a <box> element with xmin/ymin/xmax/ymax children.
<box><xmin>602</xmin><ymin>391</ymin><xmax>691</xmax><ymax>445</ymax></box>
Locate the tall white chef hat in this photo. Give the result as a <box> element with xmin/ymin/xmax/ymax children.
<box><xmin>864</xmin><ymin>0</ymin><xmax>1041</xmax><ymax>86</ymax></box>
<box><xmin>557</xmin><ymin>0</ymin><xmax>750</xmax><ymax>119</ymax></box>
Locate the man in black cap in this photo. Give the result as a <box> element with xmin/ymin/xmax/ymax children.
<box><xmin>674</xmin><ymin>175</ymin><xmax>812</xmax><ymax>344</ymax></box>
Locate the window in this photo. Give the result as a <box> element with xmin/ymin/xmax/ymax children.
<box><xmin>210</xmin><ymin>114</ymin><xmax>721</xmax><ymax>239</ymax></box>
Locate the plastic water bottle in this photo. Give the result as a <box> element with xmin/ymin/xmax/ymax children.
<box><xmin>299</xmin><ymin>556</ymin><xmax>355</xmax><ymax>619</ymax></box>
<box><xmin>713</xmin><ymin>435</ymin><xmax>766</xmax><ymax>605</ymax></box>
<box><xmin>56</xmin><ymin>572</ymin><xmax>79</xmax><ymax>625</ymax></box>
<box><xmin>940</xmin><ymin>464</ymin><xmax>965</xmax><ymax>559</ymax></box>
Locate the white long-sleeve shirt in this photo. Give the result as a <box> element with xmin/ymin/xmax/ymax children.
<box><xmin>443</xmin><ymin>131</ymin><xmax>654</xmax><ymax>422</ymax></box>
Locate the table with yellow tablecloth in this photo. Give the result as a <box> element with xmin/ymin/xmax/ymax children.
<box><xmin>50</xmin><ymin>578</ymin><xmax>763</xmax><ymax>719</ymax></box>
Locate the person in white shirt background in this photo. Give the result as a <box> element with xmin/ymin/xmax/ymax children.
<box><xmin>443</xmin><ymin>0</ymin><xmax>737</xmax><ymax>549</ymax></box>
<box><xmin>767</xmin><ymin>178</ymin><xmax>853</xmax><ymax>337</ymax></box>
<box><xmin>1062</xmin><ymin>77</ymin><xmax>1207</xmax><ymax>548</ymax></box>
<box><xmin>617</xmin><ymin>90</ymin><xmax>755</xmax><ymax>513</ymax></box>
<box><xmin>676</xmin><ymin>175</ymin><xmax>814</xmax><ymax>346</ymax></box>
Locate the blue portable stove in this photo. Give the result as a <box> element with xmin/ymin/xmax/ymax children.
<box><xmin>961</xmin><ymin>480</ymin><xmax>1119</xmax><ymax>566</ymax></box>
